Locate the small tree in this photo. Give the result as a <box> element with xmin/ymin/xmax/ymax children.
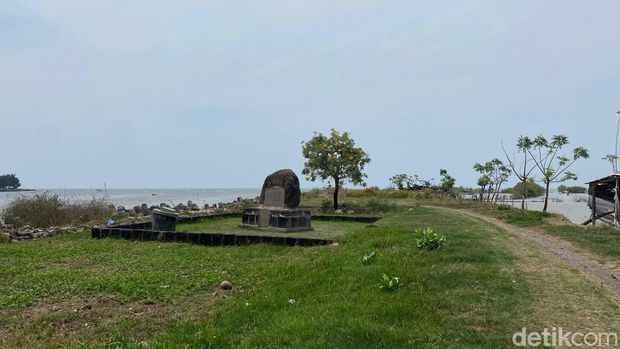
<box><xmin>528</xmin><ymin>135</ymin><xmax>589</xmax><ymax>212</ymax></box>
<box><xmin>502</xmin><ymin>136</ymin><xmax>536</xmax><ymax>209</ymax></box>
<box><xmin>473</xmin><ymin>160</ymin><xmax>510</xmax><ymax>202</ymax></box>
<box><xmin>603</xmin><ymin>154</ymin><xmax>618</xmax><ymax>174</ymax></box>
<box><xmin>439</xmin><ymin>169</ymin><xmax>456</xmax><ymax>191</ymax></box>
<box><xmin>302</xmin><ymin>129</ymin><xmax>371</xmax><ymax>210</ymax></box>
<box><xmin>389</xmin><ymin>174</ymin><xmax>413</xmax><ymax>190</ymax></box>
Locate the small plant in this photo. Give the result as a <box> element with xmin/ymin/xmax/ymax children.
<box><xmin>320</xmin><ymin>199</ymin><xmax>333</xmax><ymax>213</ymax></box>
<box><xmin>362</xmin><ymin>251</ymin><xmax>377</xmax><ymax>265</ymax></box>
<box><xmin>413</xmin><ymin>227</ymin><xmax>446</xmax><ymax>250</ymax></box>
<box><xmin>379</xmin><ymin>273</ymin><xmax>400</xmax><ymax>291</ymax></box>
<box><xmin>496</xmin><ymin>204</ymin><xmax>511</xmax><ymax>211</ymax></box>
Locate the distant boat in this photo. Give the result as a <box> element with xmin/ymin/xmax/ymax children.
<box><xmin>152</xmin><ymin>193</ymin><xmax>159</xmax><ymax>196</ymax></box>
<box><xmin>96</xmin><ymin>189</ymin><xmax>103</xmax><ymax>192</ymax></box>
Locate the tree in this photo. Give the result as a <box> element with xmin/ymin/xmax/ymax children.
<box><xmin>389</xmin><ymin>174</ymin><xmax>413</xmax><ymax>190</ymax></box>
<box><xmin>502</xmin><ymin>136</ymin><xmax>536</xmax><ymax>209</ymax></box>
<box><xmin>528</xmin><ymin>135</ymin><xmax>589</xmax><ymax>212</ymax></box>
<box><xmin>473</xmin><ymin>159</ymin><xmax>510</xmax><ymax>202</ymax></box>
<box><xmin>302</xmin><ymin>129</ymin><xmax>371</xmax><ymax>210</ymax></box>
<box><xmin>439</xmin><ymin>169</ymin><xmax>456</xmax><ymax>191</ymax></box>
<box><xmin>510</xmin><ymin>180</ymin><xmax>545</xmax><ymax>199</ymax></box>
<box><xmin>557</xmin><ymin>185</ymin><xmax>587</xmax><ymax>194</ymax></box>
<box><xmin>602</xmin><ymin>154</ymin><xmax>618</xmax><ymax>174</ymax></box>
<box><xmin>0</xmin><ymin>174</ymin><xmax>21</xmax><ymax>190</ymax></box>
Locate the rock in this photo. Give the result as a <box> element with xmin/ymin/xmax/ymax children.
<box><xmin>187</xmin><ymin>201</ymin><xmax>200</xmax><ymax>211</ymax></box>
<box><xmin>219</xmin><ymin>280</ymin><xmax>233</xmax><ymax>290</ymax></box>
<box><xmin>334</xmin><ymin>209</ymin><xmax>343</xmax><ymax>214</ymax></box>
<box><xmin>1</xmin><ymin>232</ymin><xmax>10</xmax><ymax>240</ymax></box>
<box><xmin>117</xmin><ymin>206</ymin><xmax>126</xmax><ymax>212</ymax></box>
<box><xmin>133</xmin><ymin>206</ymin><xmax>142</xmax><ymax>214</ymax></box>
<box><xmin>10</xmin><ymin>239</ymin><xmax>18</xmax><ymax>243</ymax></box>
<box><xmin>76</xmin><ymin>227</ymin><xmax>85</xmax><ymax>233</ymax></box>
<box><xmin>31</xmin><ymin>232</ymin><xmax>42</xmax><ymax>239</ymax></box>
<box><xmin>259</xmin><ymin>169</ymin><xmax>301</xmax><ymax>209</ymax></box>
<box><xmin>108</xmin><ymin>204</ymin><xmax>116</xmax><ymax>212</ymax></box>
<box><xmin>141</xmin><ymin>204</ymin><xmax>151</xmax><ymax>216</ymax></box>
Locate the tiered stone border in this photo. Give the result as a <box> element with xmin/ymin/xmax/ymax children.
<box><xmin>92</xmin><ymin>212</ymin><xmax>381</xmax><ymax>247</ymax></box>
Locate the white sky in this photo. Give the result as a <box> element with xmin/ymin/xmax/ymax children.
<box><xmin>1</xmin><ymin>1</ymin><xmax>619</xmax><ymax>188</ymax></box>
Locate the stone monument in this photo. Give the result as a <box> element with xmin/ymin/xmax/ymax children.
<box><xmin>242</xmin><ymin>169</ymin><xmax>312</xmax><ymax>231</ymax></box>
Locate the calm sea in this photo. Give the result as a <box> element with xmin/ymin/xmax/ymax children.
<box><xmin>0</xmin><ymin>188</ymin><xmax>261</xmax><ymax>211</ymax></box>
<box><xmin>0</xmin><ymin>189</ymin><xmax>593</xmax><ymax>224</ymax></box>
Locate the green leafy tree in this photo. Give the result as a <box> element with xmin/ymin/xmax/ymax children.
<box><xmin>439</xmin><ymin>169</ymin><xmax>456</xmax><ymax>191</ymax></box>
<box><xmin>510</xmin><ymin>180</ymin><xmax>545</xmax><ymax>199</ymax></box>
<box><xmin>473</xmin><ymin>159</ymin><xmax>510</xmax><ymax>202</ymax></box>
<box><xmin>0</xmin><ymin>174</ymin><xmax>21</xmax><ymax>190</ymax></box>
<box><xmin>528</xmin><ymin>135</ymin><xmax>589</xmax><ymax>212</ymax></box>
<box><xmin>557</xmin><ymin>185</ymin><xmax>587</xmax><ymax>194</ymax></box>
<box><xmin>502</xmin><ymin>136</ymin><xmax>536</xmax><ymax>209</ymax></box>
<box><xmin>302</xmin><ymin>129</ymin><xmax>371</xmax><ymax>210</ymax></box>
<box><xmin>389</xmin><ymin>174</ymin><xmax>413</xmax><ymax>190</ymax></box>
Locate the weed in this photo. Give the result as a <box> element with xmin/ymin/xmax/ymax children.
<box><xmin>413</xmin><ymin>227</ymin><xmax>446</xmax><ymax>250</ymax></box>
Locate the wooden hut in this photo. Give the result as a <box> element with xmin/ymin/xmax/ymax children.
<box><xmin>587</xmin><ymin>174</ymin><xmax>620</xmax><ymax>226</ymax></box>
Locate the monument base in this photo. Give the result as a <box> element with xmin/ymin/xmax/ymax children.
<box><xmin>242</xmin><ymin>207</ymin><xmax>312</xmax><ymax>232</ymax></box>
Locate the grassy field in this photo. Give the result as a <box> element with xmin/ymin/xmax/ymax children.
<box><xmin>1</xmin><ymin>205</ymin><xmax>619</xmax><ymax>348</ymax></box>
<box><xmin>176</xmin><ymin>217</ymin><xmax>367</xmax><ymax>240</ymax></box>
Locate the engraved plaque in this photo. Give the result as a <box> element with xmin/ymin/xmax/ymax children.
<box><xmin>263</xmin><ymin>187</ymin><xmax>285</xmax><ymax>207</ymax></box>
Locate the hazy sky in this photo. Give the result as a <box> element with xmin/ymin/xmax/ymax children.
<box><xmin>1</xmin><ymin>1</ymin><xmax>619</xmax><ymax>189</ymax></box>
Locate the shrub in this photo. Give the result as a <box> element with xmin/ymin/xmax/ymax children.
<box><xmin>496</xmin><ymin>204</ymin><xmax>511</xmax><ymax>211</ymax></box>
<box><xmin>2</xmin><ymin>193</ymin><xmax>112</xmax><ymax>228</ymax></box>
<box><xmin>413</xmin><ymin>227</ymin><xmax>446</xmax><ymax>250</ymax></box>
<box><xmin>382</xmin><ymin>190</ymin><xmax>409</xmax><ymax>199</ymax></box>
<box><xmin>365</xmin><ymin>199</ymin><xmax>397</xmax><ymax>213</ymax></box>
<box><xmin>379</xmin><ymin>273</ymin><xmax>400</xmax><ymax>291</ymax></box>
<box><xmin>320</xmin><ymin>199</ymin><xmax>333</xmax><ymax>213</ymax></box>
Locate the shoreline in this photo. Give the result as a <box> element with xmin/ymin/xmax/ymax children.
<box><xmin>0</xmin><ymin>189</ymin><xmax>35</xmax><ymax>192</ymax></box>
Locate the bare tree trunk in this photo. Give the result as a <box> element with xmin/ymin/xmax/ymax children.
<box><xmin>521</xmin><ymin>178</ymin><xmax>527</xmax><ymax>209</ymax></box>
<box><xmin>333</xmin><ymin>179</ymin><xmax>340</xmax><ymax>210</ymax></box>
<box><xmin>543</xmin><ymin>181</ymin><xmax>550</xmax><ymax>212</ymax></box>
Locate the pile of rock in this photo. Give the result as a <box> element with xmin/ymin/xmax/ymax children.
<box><xmin>1</xmin><ymin>226</ymin><xmax>85</xmax><ymax>243</ymax></box>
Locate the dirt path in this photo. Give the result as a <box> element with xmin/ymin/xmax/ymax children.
<box><xmin>447</xmin><ymin>208</ymin><xmax>620</xmax><ymax>299</ymax></box>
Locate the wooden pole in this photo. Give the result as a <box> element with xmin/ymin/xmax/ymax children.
<box><xmin>592</xmin><ymin>185</ymin><xmax>597</xmax><ymax>226</ymax></box>
<box><xmin>614</xmin><ymin>177</ymin><xmax>620</xmax><ymax>227</ymax></box>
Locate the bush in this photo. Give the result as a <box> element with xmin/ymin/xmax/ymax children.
<box><xmin>381</xmin><ymin>190</ymin><xmax>409</xmax><ymax>199</ymax></box>
<box><xmin>2</xmin><ymin>193</ymin><xmax>113</xmax><ymax>228</ymax></box>
<box><xmin>365</xmin><ymin>199</ymin><xmax>398</xmax><ymax>213</ymax></box>
<box><xmin>320</xmin><ymin>199</ymin><xmax>333</xmax><ymax>213</ymax></box>
<box><xmin>413</xmin><ymin>227</ymin><xmax>446</xmax><ymax>250</ymax></box>
<box><xmin>346</xmin><ymin>187</ymin><xmax>380</xmax><ymax>198</ymax></box>
<box><xmin>496</xmin><ymin>204</ymin><xmax>511</xmax><ymax>211</ymax></box>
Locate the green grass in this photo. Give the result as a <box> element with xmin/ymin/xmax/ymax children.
<box><xmin>0</xmin><ymin>207</ymin><xmax>618</xmax><ymax>348</ymax></box>
<box><xmin>545</xmin><ymin>225</ymin><xmax>620</xmax><ymax>260</ymax></box>
<box><xmin>176</xmin><ymin>217</ymin><xmax>368</xmax><ymax>240</ymax></box>
<box><xmin>473</xmin><ymin>206</ymin><xmax>553</xmax><ymax>227</ymax></box>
